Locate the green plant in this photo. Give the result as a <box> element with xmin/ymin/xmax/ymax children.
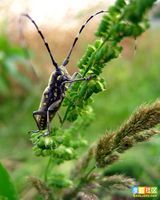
<box><xmin>26</xmin><ymin>0</ymin><xmax>159</xmax><ymax>199</ymax></box>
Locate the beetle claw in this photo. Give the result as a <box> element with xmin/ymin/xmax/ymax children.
<box><xmin>28</xmin><ymin>130</ymin><xmax>40</xmax><ymax>134</ymax></box>
<box><xmin>43</xmin><ymin>131</ymin><xmax>50</xmax><ymax>136</ymax></box>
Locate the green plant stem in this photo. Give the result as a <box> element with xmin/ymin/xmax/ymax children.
<box><xmin>62</xmin><ymin>38</ymin><xmax>108</xmax><ymax>123</ymax></box>
<box><xmin>83</xmin><ymin>165</ymin><xmax>96</xmax><ymax>181</ymax></box>
<box><xmin>62</xmin><ymin>106</ymin><xmax>70</xmax><ymax>124</ymax></box>
<box><xmin>62</xmin><ymin>13</ymin><xmax>126</xmax><ymax>123</ymax></box>
<box><xmin>44</xmin><ymin>156</ymin><xmax>52</xmax><ymax>182</ymax></box>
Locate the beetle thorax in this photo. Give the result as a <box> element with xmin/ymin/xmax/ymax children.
<box><xmin>48</xmin><ymin>66</ymin><xmax>71</xmax><ymax>87</ymax></box>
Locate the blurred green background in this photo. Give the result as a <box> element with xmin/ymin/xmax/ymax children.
<box><xmin>0</xmin><ymin>1</ymin><xmax>160</xmax><ymax>199</ymax></box>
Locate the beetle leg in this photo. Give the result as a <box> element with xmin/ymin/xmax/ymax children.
<box><xmin>46</xmin><ymin>111</ymin><xmax>50</xmax><ymax>135</ymax></box>
<box><xmin>62</xmin><ymin>74</ymin><xmax>95</xmax><ymax>86</ymax></box>
<box><xmin>60</xmin><ymin>75</ymin><xmax>95</xmax><ymax>113</ymax></box>
<box><xmin>28</xmin><ymin>130</ymin><xmax>40</xmax><ymax>134</ymax></box>
<box><xmin>33</xmin><ymin>110</ymin><xmax>46</xmax><ymax>130</ymax></box>
<box><xmin>72</xmin><ymin>74</ymin><xmax>95</xmax><ymax>82</ymax></box>
<box><xmin>69</xmin><ymin>72</ymin><xmax>82</xmax><ymax>87</ymax></box>
<box><xmin>60</xmin><ymin>74</ymin><xmax>95</xmax><ymax>106</ymax></box>
<box><xmin>28</xmin><ymin>130</ymin><xmax>44</xmax><ymax>139</ymax></box>
<box><xmin>28</xmin><ymin>111</ymin><xmax>45</xmax><ymax>135</ymax></box>
<box><xmin>45</xmin><ymin>99</ymin><xmax>62</xmax><ymax>135</ymax></box>
<box><xmin>70</xmin><ymin>72</ymin><xmax>80</xmax><ymax>80</ymax></box>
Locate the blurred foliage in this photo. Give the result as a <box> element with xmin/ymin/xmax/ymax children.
<box><xmin>0</xmin><ymin>162</ymin><xmax>18</xmax><ymax>200</ymax></box>
<box><xmin>0</xmin><ymin>0</ymin><xmax>160</xmax><ymax>199</ymax></box>
<box><xmin>152</xmin><ymin>3</ymin><xmax>160</xmax><ymax>19</ymax></box>
<box><xmin>0</xmin><ymin>32</ymin><xmax>33</xmax><ymax>97</ymax></box>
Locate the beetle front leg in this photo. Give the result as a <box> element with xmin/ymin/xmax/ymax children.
<box><xmin>63</xmin><ymin>74</ymin><xmax>95</xmax><ymax>86</ymax></box>
<box><xmin>70</xmin><ymin>72</ymin><xmax>80</xmax><ymax>81</ymax></box>
<box><xmin>72</xmin><ymin>74</ymin><xmax>96</xmax><ymax>82</ymax></box>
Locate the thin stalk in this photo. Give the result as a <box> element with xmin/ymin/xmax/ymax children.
<box><xmin>44</xmin><ymin>156</ymin><xmax>52</xmax><ymax>182</ymax></box>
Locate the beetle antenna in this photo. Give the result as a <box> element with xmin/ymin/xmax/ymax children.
<box><xmin>21</xmin><ymin>13</ymin><xmax>59</xmax><ymax>70</ymax></box>
<box><xmin>62</xmin><ymin>10</ymin><xmax>108</xmax><ymax>67</ymax></box>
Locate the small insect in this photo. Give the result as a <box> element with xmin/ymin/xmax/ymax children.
<box><xmin>22</xmin><ymin>10</ymin><xmax>107</xmax><ymax>135</ymax></box>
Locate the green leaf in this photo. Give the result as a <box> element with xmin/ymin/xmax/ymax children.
<box><xmin>0</xmin><ymin>162</ymin><xmax>18</xmax><ymax>200</ymax></box>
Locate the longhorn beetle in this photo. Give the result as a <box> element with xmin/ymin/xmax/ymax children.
<box><xmin>22</xmin><ymin>10</ymin><xmax>107</xmax><ymax>135</ymax></box>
